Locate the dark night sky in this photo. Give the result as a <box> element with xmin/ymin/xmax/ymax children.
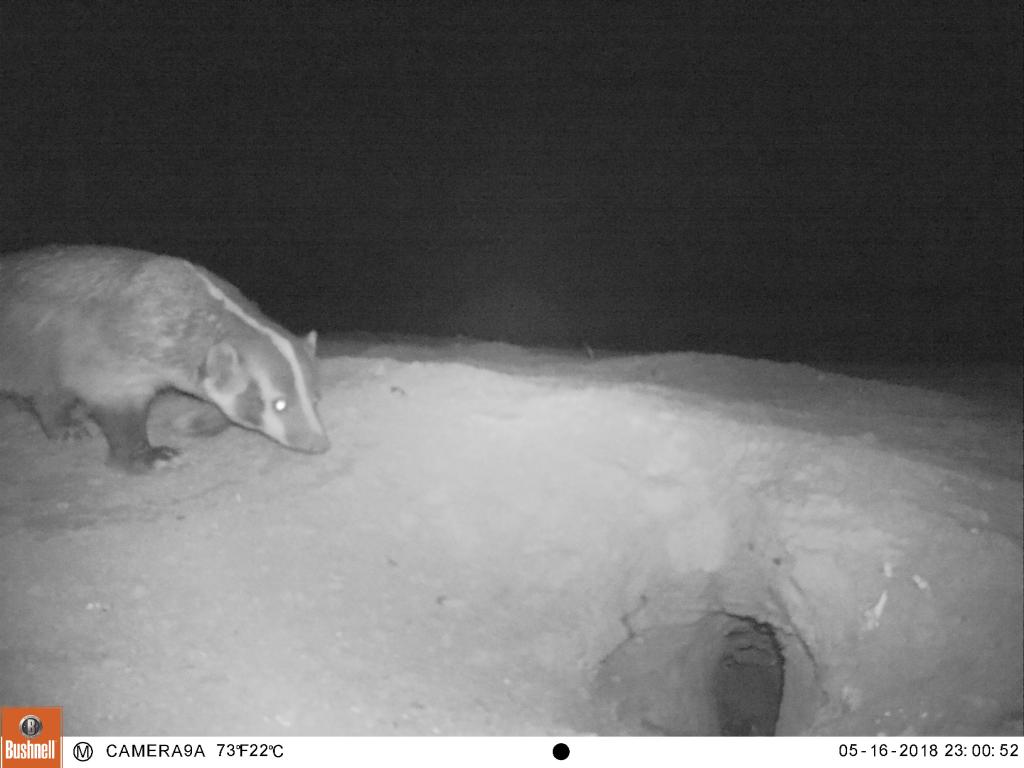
<box><xmin>1</xmin><ymin>2</ymin><xmax>1020</xmax><ymax>362</ymax></box>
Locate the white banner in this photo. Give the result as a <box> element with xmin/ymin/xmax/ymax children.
<box><xmin>53</xmin><ymin>736</ymin><xmax>1024</xmax><ymax>768</ymax></box>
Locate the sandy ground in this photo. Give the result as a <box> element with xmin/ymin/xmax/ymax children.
<box><xmin>0</xmin><ymin>338</ymin><xmax>1021</xmax><ymax>736</ymax></box>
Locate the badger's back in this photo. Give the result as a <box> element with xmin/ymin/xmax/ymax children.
<box><xmin>2</xmin><ymin>245</ymin><xmax>233</xmax><ymax>399</ymax></box>
<box><xmin>0</xmin><ymin>244</ymin><xmax>329</xmax><ymax>471</ymax></box>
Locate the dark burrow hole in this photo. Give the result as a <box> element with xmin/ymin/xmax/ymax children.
<box><xmin>592</xmin><ymin>612</ymin><xmax>811</xmax><ymax>736</ymax></box>
<box><xmin>713</xmin><ymin>616</ymin><xmax>785</xmax><ymax>735</ymax></box>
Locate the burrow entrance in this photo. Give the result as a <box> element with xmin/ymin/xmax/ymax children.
<box><xmin>591</xmin><ymin>611</ymin><xmax>820</xmax><ymax>736</ymax></box>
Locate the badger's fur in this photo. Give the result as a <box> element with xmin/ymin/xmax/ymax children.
<box><xmin>0</xmin><ymin>244</ymin><xmax>330</xmax><ymax>472</ymax></box>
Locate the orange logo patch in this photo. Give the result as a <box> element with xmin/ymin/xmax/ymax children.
<box><xmin>1</xmin><ymin>708</ymin><xmax>61</xmax><ymax>768</ymax></box>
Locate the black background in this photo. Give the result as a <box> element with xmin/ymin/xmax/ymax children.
<box><xmin>2</xmin><ymin>2</ymin><xmax>1020</xmax><ymax>362</ymax></box>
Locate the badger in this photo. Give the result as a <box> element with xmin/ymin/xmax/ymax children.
<box><xmin>0</xmin><ymin>244</ymin><xmax>330</xmax><ymax>472</ymax></box>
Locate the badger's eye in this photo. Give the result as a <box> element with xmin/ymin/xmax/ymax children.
<box><xmin>273</xmin><ymin>398</ymin><xmax>288</xmax><ymax>413</ymax></box>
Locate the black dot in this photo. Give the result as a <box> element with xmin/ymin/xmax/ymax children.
<box><xmin>552</xmin><ymin>742</ymin><xmax>570</xmax><ymax>760</ymax></box>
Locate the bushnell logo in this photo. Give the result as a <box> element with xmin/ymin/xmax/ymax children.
<box><xmin>18</xmin><ymin>715</ymin><xmax>43</xmax><ymax>739</ymax></box>
<box><xmin>1</xmin><ymin>707</ymin><xmax>62</xmax><ymax>767</ymax></box>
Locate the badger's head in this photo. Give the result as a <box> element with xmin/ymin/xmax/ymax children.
<box><xmin>199</xmin><ymin>329</ymin><xmax>330</xmax><ymax>454</ymax></box>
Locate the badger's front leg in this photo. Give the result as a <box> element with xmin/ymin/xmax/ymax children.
<box><xmin>90</xmin><ymin>401</ymin><xmax>180</xmax><ymax>473</ymax></box>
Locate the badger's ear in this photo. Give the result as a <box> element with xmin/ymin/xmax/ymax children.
<box><xmin>200</xmin><ymin>342</ymin><xmax>245</xmax><ymax>394</ymax></box>
<box><xmin>304</xmin><ymin>330</ymin><xmax>318</xmax><ymax>356</ymax></box>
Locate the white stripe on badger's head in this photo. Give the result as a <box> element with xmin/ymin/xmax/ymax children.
<box><xmin>187</xmin><ymin>265</ymin><xmax>330</xmax><ymax>454</ymax></box>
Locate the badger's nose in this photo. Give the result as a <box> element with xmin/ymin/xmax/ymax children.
<box><xmin>294</xmin><ymin>431</ymin><xmax>331</xmax><ymax>454</ymax></box>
